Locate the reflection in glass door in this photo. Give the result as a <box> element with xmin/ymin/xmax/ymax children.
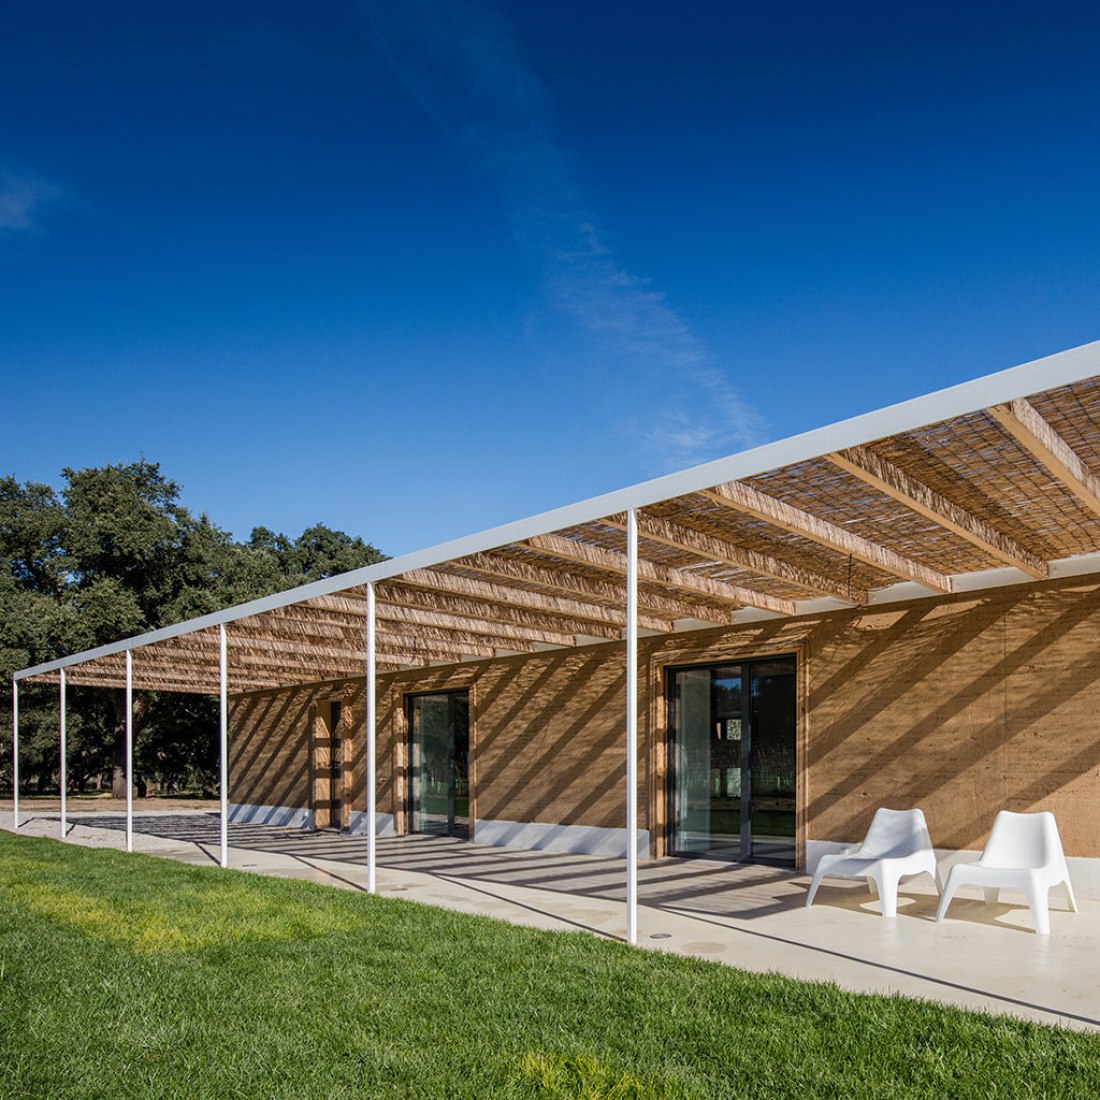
<box><xmin>408</xmin><ymin>691</ymin><xmax>470</xmax><ymax>838</ymax></box>
<box><xmin>668</xmin><ymin>656</ymin><xmax>796</xmax><ymax>866</ymax></box>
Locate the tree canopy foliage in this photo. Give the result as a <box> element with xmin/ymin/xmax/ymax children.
<box><xmin>1</xmin><ymin>460</ymin><xmax>385</xmax><ymax>797</ymax></box>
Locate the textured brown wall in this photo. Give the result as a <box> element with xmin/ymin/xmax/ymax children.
<box><xmin>803</xmin><ymin>577</ymin><xmax>1100</xmax><ymax>857</ymax></box>
<box><xmin>228</xmin><ymin>685</ymin><xmax>314</xmax><ymax>810</ymax></box>
<box><xmin>228</xmin><ymin>575</ymin><xmax>1100</xmax><ymax>862</ymax></box>
<box><xmin>386</xmin><ymin>648</ymin><xmax>633</xmax><ymax>832</ymax></box>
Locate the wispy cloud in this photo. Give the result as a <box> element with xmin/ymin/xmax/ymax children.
<box><xmin>0</xmin><ymin>172</ymin><xmax>61</xmax><ymax>234</ymax></box>
<box><xmin>359</xmin><ymin>0</ymin><xmax>766</xmax><ymax>468</ymax></box>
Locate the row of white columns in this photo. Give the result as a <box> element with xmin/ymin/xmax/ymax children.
<box><xmin>11</xmin><ymin>588</ymin><xmax>382</xmax><ymax>889</ymax></box>
<box><xmin>11</xmin><ymin>510</ymin><xmax>640</xmax><ymax>940</ymax></box>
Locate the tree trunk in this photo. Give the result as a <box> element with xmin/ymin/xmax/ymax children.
<box><xmin>110</xmin><ymin>689</ymin><xmax>149</xmax><ymax>799</ymax></box>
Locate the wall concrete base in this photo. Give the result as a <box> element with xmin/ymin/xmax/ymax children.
<box><xmin>228</xmin><ymin>802</ymin><xmax>311</xmax><ymax>829</ymax></box>
<box><xmin>474</xmin><ymin>818</ymin><xmax>651</xmax><ymax>860</ymax></box>
<box><xmin>348</xmin><ymin>811</ymin><xmax>396</xmax><ymax>837</ymax></box>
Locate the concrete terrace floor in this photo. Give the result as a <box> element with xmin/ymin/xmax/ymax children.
<box><xmin>4</xmin><ymin>809</ymin><xmax>1098</xmax><ymax>1032</ymax></box>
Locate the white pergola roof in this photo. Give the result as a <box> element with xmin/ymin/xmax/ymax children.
<box><xmin>16</xmin><ymin>338</ymin><xmax>1100</xmax><ymax>694</ymax></box>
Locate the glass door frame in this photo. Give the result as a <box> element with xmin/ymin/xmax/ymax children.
<box><xmin>664</xmin><ymin>652</ymin><xmax>799</xmax><ymax>866</ymax></box>
<box><xmin>406</xmin><ymin>689</ymin><xmax>471</xmax><ymax>838</ymax></box>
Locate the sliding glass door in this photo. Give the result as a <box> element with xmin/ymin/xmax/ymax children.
<box><xmin>408</xmin><ymin>691</ymin><xmax>470</xmax><ymax>838</ymax></box>
<box><xmin>668</xmin><ymin>656</ymin><xmax>796</xmax><ymax>866</ymax></box>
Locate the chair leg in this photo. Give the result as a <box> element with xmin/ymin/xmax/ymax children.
<box><xmin>1025</xmin><ymin>877</ymin><xmax>1050</xmax><ymax>935</ymax></box>
<box><xmin>866</xmin><ymin>877</ymin><xmax>878</xmax><ymax>896</ymax></box>
<box><xmin>876</xmin><ymin>870</ymin><xmax>900</xmax><ymax>918</ymax></box>
<box><xmin>935</xmin><ymin>871</ymin><xmax>960</xmax><ymax>924</ymax></box>
<box><xmin>983</xmin><ymin>887</ymin><xmax>999</xmax><ymax>906</ymax></box>
<box><xmin>1063</xmin><ymin>877</ymin><xmax>1079</xmax><ymax>914</ymax></box>
<box><xmin>805</xmin><ymin>869</ymin><xmax>825</xmax><ymax>909</ymax></box>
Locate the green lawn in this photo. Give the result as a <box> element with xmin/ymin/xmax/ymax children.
<box><xmin>1</xmin><ymin>834</ymin><xmax>1097</xmax><ymax>1099</ymax></box>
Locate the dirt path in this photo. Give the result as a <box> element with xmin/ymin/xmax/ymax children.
<box><xmin>0</xmin><ymin>797</ymin><xmax>218</xmax><ymax>814</ymax></box>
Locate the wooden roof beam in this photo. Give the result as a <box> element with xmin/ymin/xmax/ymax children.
<box><xmin>305</xmin><ymin>585</ymin><xmax>625</xmax><ymax>642</ymax></box>
<box><xmin>251</xmin><ymin>614</ymin><xmax>533</xmax><ymax>654</ymax></box>
<box><xmin>988</xmin><ymin>398</ymin><xmax>1100</xmax><ymax>520</ymax></box>
<box><xmin>524</xmin><ymin>533</ymin><xmax>797</xmax><ymax>617</ymax></box>
<box><xmin>700</xmin><ymin>480</ymin><xmax>952</xmax><ymax>593</ymax></box>
<box><xmin>231</xmin><ymin>610</ymin><xmax>519</xmax><ymax>656</ymax></box>
<box><xmin>456</xmin><ymin>553</ymin><xmax>704</xmax><ymax>626</ymax></box>
<box><xmin>828</xmin><ymin>444</ymin><xmax>1047</xmax><ymax>579</ymax></box>
<box><xmin>398</xmin><ymin>566</ymin><xmax>676</xmax><ymax>633</ymax></box>
<box><xmin>380</xmin><ymin>603</ymin><xmax>576</xmax><ymax>648</ymax></box>
<box><xmin>376</xmin><ymin>583</ymin><xmax>624</xmax><ymax>641</ymax></box>
<box><xmin>601</xmin><ymin>512</ymin><xmax>866</xmax><ymax>604</ymax></box>
<box><xmin>61</xmin><ymin>674</ymin><xmax>229</xmax><ymax>693</ymax></box>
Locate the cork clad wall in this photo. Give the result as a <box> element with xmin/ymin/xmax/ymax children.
<box><xmin>803</xmin><ymin>577</ymin><xmax>1100</xmax><ymax>857</ymax></box>
<box><xmin>229</xmin><ymin>679</ymin><xmax>402</xmax><ymax>830</ymax></box>
<box><xmin>380</xmin><ymin>650</ymin><xmax>636</xmax><ymax>835</ymax></box>
<box><xmin>227</xmin><ymin>574</ymin><xmax>1100</xmax><ymax>863</ymax></box>
<box><xmin>228</xmin><ymin>685</ymin><xmax>315</xmax><ymax>811</ymax></box>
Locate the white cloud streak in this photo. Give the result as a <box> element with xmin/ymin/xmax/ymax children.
<box><xmin>359</xmin><ymin>0</ymin><xmax>766</xmax><ymax>467</ymax></box>
<box><xmin>0</xmin><ymin>172</ymin><xmax>60</xmax><ymax>233</ymax></box>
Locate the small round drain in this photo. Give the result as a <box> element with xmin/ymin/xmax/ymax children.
<box><xmin>649</xmin><ymin>932</ymin><xmax>672</xmax><ymax>940</ymax></box>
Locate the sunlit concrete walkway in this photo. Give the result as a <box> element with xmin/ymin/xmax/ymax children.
<box><xmin>4</xmin><ymin>809</ymin><xmax>1098</xmax><ymax>1032</ymax></box>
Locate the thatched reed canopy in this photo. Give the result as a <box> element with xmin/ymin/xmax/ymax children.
<box><xmin>18</xmin><ymin>341</ymin><xmax>1100</xmax><ymax>696</ymax></box>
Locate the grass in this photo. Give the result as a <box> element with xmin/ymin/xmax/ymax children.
<box><xmin>1</xmin><ymin>835</ymin><xmax>1098</xmax><ymax>1100</ymax></box>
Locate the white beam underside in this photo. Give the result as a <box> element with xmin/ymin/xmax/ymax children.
<box><xmin>15</xmin><ymin>339</ymin><xmax>1100</xmax><ymax>681</ymax></box>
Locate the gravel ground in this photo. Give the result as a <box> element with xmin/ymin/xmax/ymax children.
<box><xmin>0</xmin><ymin>797</ymin><xmax>218</xmax><ymax>814</ymax></box>
<box><xmin>0</xmin><ymin>809</ymin><xmax>214</xmax><ymax>853</ymax></box>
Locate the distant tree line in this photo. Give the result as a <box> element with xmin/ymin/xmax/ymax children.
<box><xmin>0</xmin><ymin>461</ymin><xmax>385</xmax><ymax>799</ymax></box>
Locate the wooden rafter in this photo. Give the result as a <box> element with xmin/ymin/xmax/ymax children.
<box><xmin>454</xmin><ymin>553</ymin><xmax>701</xmax><ymax>627</ymax></box>
<box><xmin>700</xmin><ymin>481</ymin><xmax>952</xmax><ymax>593</ymax></box>
<box><xmin>63</xmin><ymin>672</ymin><xmax>229</xmax><ymax>693</ymax></box>
<box><xmin>988</xmin><ymin>398</ymin><xmax>1100</xmax><ymax>519</ymax></box>
<box><xmin>377</xmin><ymin>582</ymin><xmax>623</xmax><ymax>641</ymax></box>
<box><xmin>828</xmin><ymin>444</ymin><xmax>1047</xmax><ymax>579</ymax></box>
<box><xmin>235</xmin><ymin>606</ymin><xmax>525</xmax><ymax>656</ymax></box>
<box><xmin>378</xmin><ymin>604</ymin><xmax>574</xmax><ymax>647</ymax></box>
<box><xmin>524</xmin><ymin>533</ymin><xmax>797</xmax><ymax>617</ymax></box>
<box><xmin>305</xmin><ymin>585</ymin><xmax>625</xmax><ymax>643</ymax></box>
<box><xmin>397</xmin><ymin>565</ymin><xmax>676</xmax><ymax>632</ymax></box>
<box><xmin>602</xmin><ymin>512</ymin><xmax>866</xmax><ymax>604</ymax></box>
<box><xmin>298</xmin><ymin>595</ymin><xmax>579</xmax><ymax>648</ymax></box>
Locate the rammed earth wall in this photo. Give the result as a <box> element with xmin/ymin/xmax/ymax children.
<box><xmin>228</xmin><ymin>574</ymin><xmax>1100</xmax><ymax>873</ymax></box>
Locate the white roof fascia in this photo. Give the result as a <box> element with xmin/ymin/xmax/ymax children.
<box><xmin>14</xmin><ymin>338</ymin><xmax>1100</xmax><ymax>681</ymax></box>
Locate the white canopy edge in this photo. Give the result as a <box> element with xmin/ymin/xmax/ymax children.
<box><xmin>15</xmin><ymin>337</ymin><xmax>1100</xmax><ymax>681</ymax></box>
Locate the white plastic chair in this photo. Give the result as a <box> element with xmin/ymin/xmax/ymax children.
<box><xmin>806</xmin><ymin>808</ymin><xmax>938</xmax><ymax>917</ymax></box>
<box><xmin>935</xmin><ymin>810</ymin><xmax>1077</xmax><ymax>935</ymax></box>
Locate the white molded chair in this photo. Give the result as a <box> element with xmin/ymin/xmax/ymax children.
<box><xmin>935</xmin><ymin>810</ymin><xmax>1077</xmax><ymax>935</ymax></box>
<box><xmin>806</xmin><ymin>808</ymin><xmax>938</xmax><ymax>917</ymax></box>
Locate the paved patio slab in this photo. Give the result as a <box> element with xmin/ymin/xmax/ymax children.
<box><xmin>4</xmin><ymin>809</ymin><xmax>1097</xmax><ymax>1032</ymax></box>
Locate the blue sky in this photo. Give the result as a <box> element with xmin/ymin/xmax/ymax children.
<box><xmin>2</xmin><ymin>1</ymin><xmax>1098</xmax><ymax>555</ymax></box>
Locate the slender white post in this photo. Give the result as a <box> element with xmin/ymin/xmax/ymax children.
<box><xmin>625</xmin><ymin>507</ymin><xmax>639</xmax><ymax>945</ymax></box>
<box><xmin>59</xmin><ymin>668</ymin><xmax>67</xmax><ymax>839</ymax></box>
<box><xmin>125</xmin><ymin>650</ymin><xmax>133</xmax><ymax>853</ymax></box>
<box><xmin>219</xmin><ymin>624</ymin><xmax>229</xmax><ymax>868</ymax></box>
<box><xmin>11</xmin><ymin>679</ymin><xmax>19</xmax><ymax>830</ymax></box>
<box><xmin>366</xmin><ymin>581</ymin><xmax>377</xmax><ymax>894</ymax></box>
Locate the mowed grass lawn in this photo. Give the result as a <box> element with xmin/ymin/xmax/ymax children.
<box><xmin>1</xmin><ymin>834</ymin><xmax>1098</xmax><ymax>1099</ymax></box>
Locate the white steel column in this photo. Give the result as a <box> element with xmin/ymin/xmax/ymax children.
<box><xmin>366</xmin><ymin>581</ymin><xmax>377</xmax><ymax>894</ymax></box>
<box><xmin>125</xmin><ymin>649</ymin><xmax>133</xmax><ymax>853</ymax></box>
<box><xmin>11</xmin><ymin>679</ymin><xmax>19</xmax><ymax>830</ymax></box>
<box><xmin>59</xmin><ymin>668</ymin><xmax>67</xmax><ymax>839</ymax></box>
<box><xmin>625</xmin><ymin>507</ymin><xmax>639</xmax><ymax>945</ymax></box>
<box><xmin>219</xmin><ymin>624</ymin><xmax>228</xmax><ymax>869</ymax></box>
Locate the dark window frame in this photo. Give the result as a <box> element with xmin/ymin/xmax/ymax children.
<box><xmin>664</xmin><ymin>653</ymin><xmax>798</xmax><ymax>865</ymax></box>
